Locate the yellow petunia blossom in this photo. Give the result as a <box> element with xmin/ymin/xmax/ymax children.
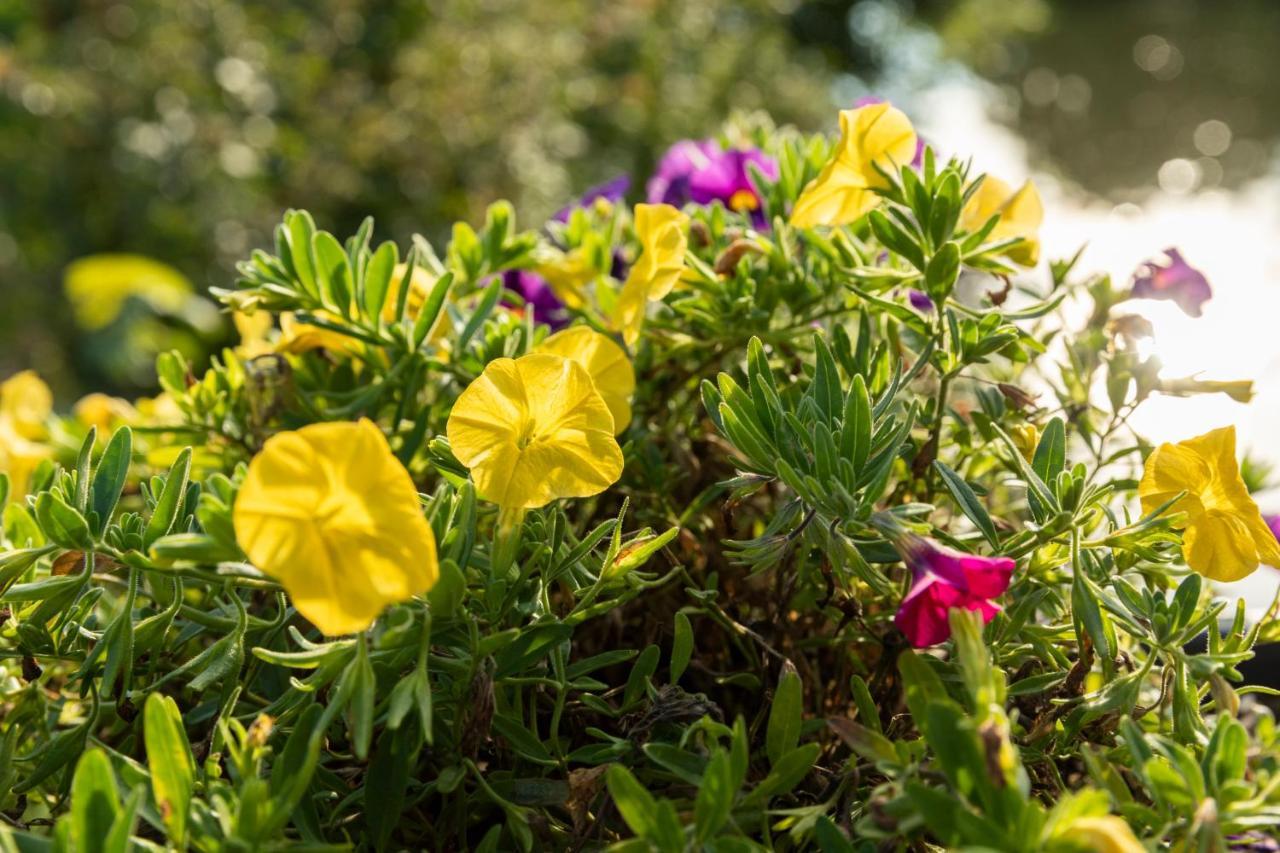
<box><xmin>0</xmin><ymin>370</ymin><xmax>53</xmax><ymax>501</ymax></box>
<box><xmin>789</xmin><ymin>103</ymin><xmax>918</xmax><ymax>229</ymax></box>
<box><xmin>74</xmin><ymin>393</ymin><xmax>139</xmax><ymax>436</ymax></box>
<box><xmin>534</xmin><ymin>249</ymin><xmax>596</xmax><ymax>311</ymax></box>
<box><xmin>959</xmin><ymin>176</ymin><xmax>1044</xmax><ymax>266</ymax></box>
<box><xmin>1011</xmin><ymin>423</ymin><xmax>1040</xmax><ymax>463</ymax></box>
<box><xmin>1139</xmin><ymin>426</ymin><xmax>1280</xmax><ymax>582</ymax></box>
<box><xmin>534</xmin><ymin>326</ymin><xmax>635</xmax><ymax>435</ymax></box>
<box><xmin>64</xmin><ymin>254</ymin><xmax>192</xmax><ymax>331</ymax></box>
<box><xmin>1064</xmin><ymin>817</ymin><xmax>1145</xmax><ymax>853</ymax></box>
<box><xmin>276</xmin><ymin>311</ymin><xmax>361</xmax><ymax>355</ymax></box>
<box><xmin>446</xmin><ymin>353</ymin><xmax>623</xmax><ymax>509</ymax></box>
<box><xmin>613</xmin><ymin>204</ymin><xmax>689</xmax><ymax>346</ymax></box>
<box><xmin>233</xmin><ymin>419</ymin><xmax>439</xmax><ymax>636</ymax></box>
<box><xmin>383</xmin><ymin>262</ymin><xmax>437</xmax><ymax>323</ymax></box>
<box><xmin>1</xmin><ymin>370</ymin><xmax>53</xmax><ymax>440</ymax></box>
<box><xmin>233</xmin><ymin>310</ymin><xmax>276</xmax><ymax>359</ymax></box>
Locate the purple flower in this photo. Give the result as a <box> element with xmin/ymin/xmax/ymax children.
<box><xmin>908</xmin><ymin>289</ymin><xmax>935</xmax><ymax>312</ymax></box>
<box><xmin>1266</xmin><ymin>514</ymin><xmax>1280</xmax><ymax>543</ymax></box>
<box><xmin>553</xmin><ymin>174</ymin><xmax>631</xmax><ymax>223</ymax></box>
<box><xmin>503</xmin><ymin>269</ymin><xmax>569</xmax><ymax>328</ymax></box>
<box><xmin>894</xmin><ymin>536</ymin><xmax>1015</xmax><ymax>647</ymax></box>
<box><xmin>646</xmin><ymin>140</ymin><xmax>778</xmax><ymax>228</ymax></box>
<box><xmin>854</xmin><ymin>96</ymin><xmax>925</xmax><ymax>168</ymax></box>
<box><xmin>1130</xmin><ymin>248</ymin><xmax>1213</xmax><ymax>317</ymax></box>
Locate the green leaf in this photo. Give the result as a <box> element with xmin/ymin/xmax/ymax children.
<box><xmin>670</xmin><ymin>612</ymin><xmax>693</xmax><ymax>683</ymax></box>
<box><xmin>143</xmin><ymin>693</ymin><xmax>194</xmax><ymax>846</ymax></box>
<box><xmin>694</xmin><ymin>749</ymin><xmax>735</xmax><ymax>840</ymax></box>
<box><xmin>766</xmin><ymin>661</ymin><xmax>803</xmax><ymax>766</ymax></box>
<box><xmin>493</xmin><ymin>622</ymin><xmax>573</xmax><ymax>678</ymax></box>
<box><xmin>346</xmin><ymin>640</ymin><xmax>376</xmax><ymax>760</ymax></box>
<box><xmin>285</xmin><ymin>210</ymin><xmax>319</xmax><ymax>297</ymax></box>
<box><xmin>91</xmin><ymin>427</ymin><xmax>132</xmax><ymax>532</ymax></box>
<box><xmin>73</xmin><ymin>428</ymin><xmax>95</xmax><ymax>512</ymax></box>
<box><xmin>313</xmin><ymin>230</ymin><xmax>353</xmax><ymax>313</ymax></box>
<box><xmin>365</xmin><ymin>722</ymin><xmax>420</xmax><ymax>852</ymax></box>
<box><xmin>1032</xmin><ymin>417</ymin><xmax>1066</xmax><ymax>486</ymax></box>
<box><xmin>605</xmin><ymin>764</ymin><xmax>660</xmax><ymax>839</ymax></box>
<box><xmin>33</xmin><ymin>492</ymin><xmax>93</xmax><ymax>550</ymax></box>
<box><xmin>623</xmin><ymin>644</ymin><xmax>660</xmax><ymax>708</ymax></box>
<box><xmin>933</xmin><ymin>461</ymin><xmax>1000</xmax><ymax>549</ymax></box>
<box><xmin>69</xmin><ymin>749</ymin><xmax>120</xmax><ymax>852</ymax></box>
<box><xmin>813</xmin><ymin>816</ymin><xmax>856</xmax><ymax>852</ymax></box>
<box><xmin>363</xmin><ymin>240</ymin><xmax>399</xmax><ymax>323</ymax></box>
<box><xmin>744</xmin><ymin>743</ymin><xmax>820</xmax><ymax>804</ymax></box>
<box><xmin>143</xmin><ymin>447</ymin><xmax>191</xmax><ymax>550</ymax></box>
<box><xmin>924</xmin><ymin>241</ymin><xmax>961</xmax><ymax>298</ymax></box>
<box><xmin>412</xmin><ymin>270</ymin><xmax>455</xmax><ymax>349</ymax></box>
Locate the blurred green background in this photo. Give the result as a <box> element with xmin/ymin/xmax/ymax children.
<box><xmin>3</xmin><ymin>0</ymin><xmax>1278</xmax><ymax>399</ymax></box>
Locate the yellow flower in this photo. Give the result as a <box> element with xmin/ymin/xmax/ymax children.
<box><xmin>534</xmin><ymin>249</ymin><xmax>596</xmax><ymax>311</ymax></box>
<box><xmin>789</xmin><ymin>103</ymin><xmax>918</xmax><ymax>228</ymax></box>
<box><xmin>959</xmin><ymin>176</ymin><xmax>1044</xmax><ymax>266</ymax></box>
<box><xmin>1158</xmin><ymin>376</ymin><xmax>1254</xmax><ymax>404</ymax></box>
<box><xmin>613</xmin><ymin>204</ymin><xmax>689</xmax><ymax>346</ymax></box>
<box><xmin>233</xmin><ymin>310</ymin><xmax>275</xmax><ymax>358</ymax></box>
<box><xmin>534</xmin><ymin>326</ymin><xmax>635</xmax><ymax>434</ymax></box>
<box><xmin>0</xmin><ymin>419</ymin><xmax>51</xmax><ymax>503</ymax></box>
<box><xmin>74</xmin><ymin>393</ymin><xmax>138</xmax><ymax>436</ymax></box>
<box><xmin>0</xmin><ymin>371</ymin><xmax>53</xmax><ymax>501</ymax></box>
<box><xmin>276</xmin><ymin>311</ymin><xmax>361</xmax><ymax>355</ymax></box>
<box><xmin>383</xmin><ymin>262</ymin><xmax>437</xmax><ymax>323</ymax></box>
<box><xmin>446</xmin><ymin>353</ymin><xmax>623</xmax><ymax>508</ymax></box>
<box><xmin>1</xmin><ymin>370</ymin><xmax>53</xmax><ymax>440</ymax></box>
<box><xmin>233</xmin><ymin>419</ymin><xmax>439</xmax><ymax>636</ymax></box>
<box><xmin>1139</xmin><ymin>426</ymin><xmax>1280</xmax><ymax>581</ymax></box>
<box><xmin>64</xmin><ymin>254</ymin><xmax>192</xmax><ymax>330</ymax></box>
<box><xmin>1065</xmin><ymin>817</ymin><xmax>1145</xmax><ymax>853</ymax></box>
<box><xmin>1011</xmin><ymin>423</ymin><xmax>1040</xmax><ymax>463</ymax></box>
<box><xmin>134</xmin><ymin>391</ymin><xmax>184</xmax><ymax>426</ymax></box>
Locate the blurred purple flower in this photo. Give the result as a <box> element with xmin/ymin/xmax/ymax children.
<box><xmin>1130</xmin><ymin>248</ymin><xmax>1213</xmax><ymax>317</ymax></box>
<box><xmin>1265</xmin><ymin>514</ymin><xmax>1280</xmax><ymax>543</ymax></box>
<box><xmin>553</xmin><ymin>174</ymin><xmax>630</xmax><ymax>223</ymax></box>
<box><xmin>503</xmin><ymin>269</ymin><xmax>568</xmax><ymax>327</ymax></box>
<box><xmin>854</xmin><ymin>96</ymin><xmax>925</xmax><ymax>168</ymax></box>
<box><xmin>646</xmin><ymin>140</ymin><xmax>778</xmax><ymax>227</ymax></box>
<box><xmin>894</xmin><ymin>535</ymin><xmax>1015</xmax><ymax>647</ymax></box>
<box><xmin>908</xmin><ymin>289</ymin><xmax>935</xmax><ymax>312</ymax></box>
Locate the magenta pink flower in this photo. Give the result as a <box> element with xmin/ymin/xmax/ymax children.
<box><xmin>1130</xmin><ymin>248</ymin><xmax>1213</xmax><ymax>317</ymax></box>
<box><xmin>1266</xmin><ymin>514</ymin><xmax>1280</xmax><ymax>543</ymax></box>
<box><xmin>894</xmin><ymin>536</ymin><xmax>1015</xmax><ymax>647</ymax></box>
<box><xmin>646</xmin><ymin>140</ymin><xmax>778</xmax><ymax>228</ymax></box>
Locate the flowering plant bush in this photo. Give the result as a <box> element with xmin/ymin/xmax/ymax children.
<box><xmin>3</xmin><ymin>105</ymin><xmax>1279</xmax><ymax>851</ymax></box>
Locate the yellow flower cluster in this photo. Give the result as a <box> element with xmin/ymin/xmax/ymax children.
<box><xmin>231</xmin><ymin>326</ymin><xmax>631</xmax><ymax>633</ymax></box>
<box><xmin>1140</xmin><ymin>426</ymin><xmax>1280</xmax><ymax>581</ymax></box>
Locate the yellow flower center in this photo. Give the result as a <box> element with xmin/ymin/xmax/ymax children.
<box><xmin>515</xmin><ymin>416</ymin><xmax>539</xmax><ymax>450</ymax></box>
<box><xmin>729</xmin><ymin>189</ymin><xmax>759</xmax><ymax>212</ymax></box>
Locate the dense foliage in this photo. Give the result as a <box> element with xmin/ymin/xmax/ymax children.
<box><xmin>2</xmin><ymin>106</ymin><xmax>1279</xmax><ymax>851</ymax></box>
<box><xmin>0</xmin><ymin>0</ymin><xmax>832</xmax><ymax>394</ymax></box>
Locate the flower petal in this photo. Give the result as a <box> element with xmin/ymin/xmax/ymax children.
<box><xmin>535</xmin><ymin>326</ymin><xmax>635</xmax><ymax>434</ymax></box>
